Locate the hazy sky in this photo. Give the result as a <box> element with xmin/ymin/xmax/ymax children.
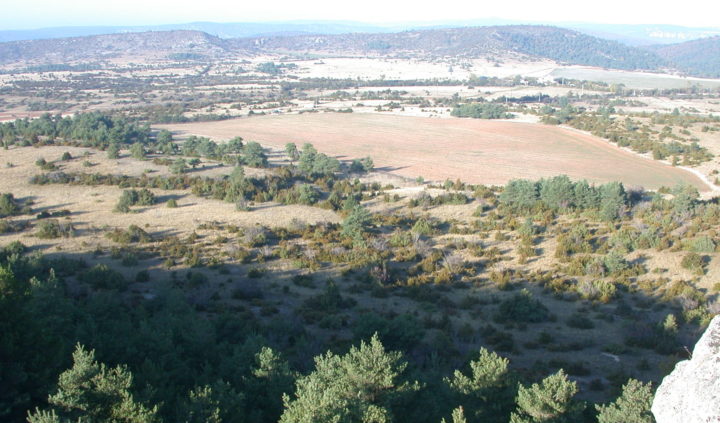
<box><xmin>1</xmin><ymin>0</ymin><xmax>718</xmax><ymax>30</ymax></box>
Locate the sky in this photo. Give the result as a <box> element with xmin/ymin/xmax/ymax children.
<box><xmin>1</xmin><ymin>0</ymin><xmax>719</xmax><ymax>30</ymax></box>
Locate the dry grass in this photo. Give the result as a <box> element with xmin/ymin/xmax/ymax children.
<box><xmin>0</xmin><ymin>145</ymin><xmax>339</xmax><ymax>252</ymax></box>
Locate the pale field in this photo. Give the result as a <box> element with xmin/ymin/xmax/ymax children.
<box><xmin>285</xmin><ymin>56</ymin><xmax>558</xmax><ymax>81</ymax></box>
<box><xmin>159</xmin><ymin>113</ymin><xmax>709</xmax><ymax>191</ymax></box>
<box><xmin>550</xmin><ymin>66</ymin><xmax>720</xmax><ymax>90</ymax></box>
<box><xmin>628</xmin><ymin>97</ymin><xmax>720</xmax><ymax>115</ymax></box>
<box><xmin>0</xmin><ymin>145</ymin><xmax>339</xmax><ymax>253</ymax></box>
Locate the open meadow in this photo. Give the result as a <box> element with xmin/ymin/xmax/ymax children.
<box><xmin>160</xmin><ymin>112</ymin><xmax>710</xmax><ymax>191</ymax></box>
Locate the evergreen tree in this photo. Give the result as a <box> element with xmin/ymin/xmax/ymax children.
<box><xmin>130</xmin><ymin>143</ymin><xmax>146</xmax><ymax>160</ymax></box>
<box><xmin>671</xmin><ymin>184</ymin><xmax>699</xmax><ymax>214</ymax></box>
<box><xmin>285</xmin><ymin>143</ymin><xmax>299</xmax><ymax>162</ymax></box>
<box><xmin>245</xmin><ymin>347</ymin><xmax>295</xmax><ymax>423</ymax></box>
<box><xmin>107</xmin><ymin>143</ymin><xmax>120</xmax><ymax>159</ymax></box>
<box><xmin>341</xmin><ymin>205</ymin><xmax>372</xmax><ymax>243</ymax></box>
<box><xmin>170</xmin><ymin>158</ymin><xmax>188</xmax><ymax>175</ymax></box>
<box><xmin>539</xmin><ymin>175</ymin><xmax>575</xmax><ymax>211</ymax></box>
<box><xmin>242</xmin><ymin>142</ymin><xmax>268</xmax><ymax>168</ymax></box>
<box><xmin>224</xmin><ymin>166</ymin><xmax>248</xmax><ymax>203</ymax></box>
<box><xmin>599</xmin><ymin>182</ymin><xmax>627</xmax><ymax>221</ymax></box>
<box><xmin>595</xmin><ymin>379</ymin><xmax>654</xmax><ymax>423</ymax></box>
<box><xmin>27</xmin><ymin>344</ymin><xmax>158</xmax><ymax>423</ymax></box>
<box><xmin>298</xmin><ymin>143</ymin><xmax>317</xmax><ymax>175</ymax></box>
<box><xmin>441</xmin><ymin>407</ymin><xmax>467</xmax><ymax>423</ymax></box>
<box><xmin>500</xmin><ymin>180</ymin><xmax>538</xmax><ymax>213</ymax></box>
<box><xmin>180</xmin><ymin>381</ymin><xmax>244</xmax><ymax>423</ymax></box>
<box><xmin>280</xmin><ymin>334</ymin><xmax>419</xmax><ymax>423</ymax></box>
<box><xmin>446</xmin><ymin>348</ymin><xmax>514</xmax><ymax>422</ymax></box>
<box><xmin>509</xmin><ymin>370</ymin><xmax>583</xmax><ymax>423</ymax></box>
<box><xmin>156</xmin><ymin>129</ymin><xmax>173</xmax><ymax>144</ymax></box>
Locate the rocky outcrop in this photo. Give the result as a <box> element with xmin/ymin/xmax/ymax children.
<box><xmin>652</xmin><ymin>315</ymin><xmax>720</xmax><ymax>423</ymax></box>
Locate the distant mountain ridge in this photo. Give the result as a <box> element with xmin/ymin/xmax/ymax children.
<box><xmin>0</xmin><ymin>21</ymin><xmax>397</xmax><ymax>43</ymax></box>
<box><xmin>3</xmin><ymin>25</ymin><xmax>716</xmax><ymax>78</ymax></box>
<box><xmin>227</xmin><ymin>25</ymin><xmax>665</xmax><ymax>71</ymax></box>
<box><xmin>3</xmin><ymin>20</ymin><xmax>719</xmax><ymax>46</ymax></box>
<box><xmin>0</xmin><ymin>30</ymin><xmax>234</xmax><ymax>64</ymax></box>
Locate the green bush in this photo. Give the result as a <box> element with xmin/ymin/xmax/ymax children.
<box><xmin>495</xmin><ymin>289</ymin><xmax>550</xmax><ymax>324</ymax></box>
<box><xmin>106</xmin><ymin>225</ymin><xmax>152</xmax><ymax>244</ymax></box>
<box><xmin>681</xmin><ymin>252</ymin><xmax>706</xmax><ymax>275</ymax></box>
<box><xmin>566</xmin><ymin>314</ymin><xmax>595</xmax><ymax>329</ymax></box>
<box><xmin>687</xmin><ymin>236</ymin><xmax>716</xmax><ymax>253</ymax></box>
<box><xmin>79</xmin><ymin>264</ymin><xmax>126</xmax><ymax>290</ymax></box>
<box><xmin>36</xmin><ymin>219</ymin><xmax>74</xmax><ymax>239</ymax></box>
<box><xmin>114</xmin><ymin>189</ymin><xmax>155</xmax><ymax>213</ymax></box>
<box><xmin>0</xmin><ymin>193</ymin><xmax>30</xmax><ymax>217</ymax></box>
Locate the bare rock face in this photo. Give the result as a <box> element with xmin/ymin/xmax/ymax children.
<box><xmin>652</xmin><ymin>315</ymin><xmax>720</xmax><ymax>423</ymax></box>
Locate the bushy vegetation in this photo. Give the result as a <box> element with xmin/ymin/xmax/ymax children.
<box><xmin>451</xmin><ymin>103</ymin><xmax>512</xmax><ymax>119</ymax></box>
<box><xmin>0</xmin><ymin>112</ymin><xmax>150</xmax><ymax>148</ymax></box>
<box><xmin>3</xmin><ymin>92</ymin><xmax>719</xmax><ymax>423</ymax></box>
<box><xmin>114</xmin><ymin>188</ymin><xmax>156</xmax><ymax>213</ymax></box>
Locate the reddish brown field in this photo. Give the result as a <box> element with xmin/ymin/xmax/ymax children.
<box><xmin>160</xmin><ymin>113</ymin><xmax>709</xmax><ymax>190</ymax></box>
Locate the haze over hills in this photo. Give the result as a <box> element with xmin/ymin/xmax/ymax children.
<box><xmin>227</xmin><ymin>26</ymin><xmax>666</xmax><ymax>71</ymax></box>
<box><xmin>1</xmin><ymin>19</ymin><xmax>719</xmax><ymax>46</ymax></box>
<box><xmin>0</xmin><ymin>25</ymin><xmax>666</xmax><ymax>71</ymax></box>
<box><xmin>0</xmin><ymin>30</ymin><xmax>235</xmax><ymax>64</ymax></box>
<box><xmin>0</xmin><ymin>21</ymin><xmax>397</xmax><ymax>43</ymax></box>
<box><xmin>2</xmin><ymin>24</ymin><xmax>720</xmax><ymax>79</ymax></box>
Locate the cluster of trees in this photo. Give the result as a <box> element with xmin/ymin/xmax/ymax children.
<box><xmin>255</xmin><ymin>62</ymin><xmax>298</xmax><ymax>75</ymax></box>
<box><xmin>294</xmin><ymin>143</ymin><xmax>341</xmax><ymax>178</ymax></box>
<box><xmin>0</xmin><ymin>112</ymin><xmax>150</xmax><ymax>149</ymax></box>
<box><xmin>0</xmin><ymin>241</ymin><xmax>655</xmax><ymax>422</ymax></box>
<box><xmin>181</xmin><ymin>135</ymin><xmax>245</xmax><ymax>161</ymax></box>
<box><xmin>114</xmin><ymin>189</ymin><xmax>156</xmax><ymax>213</ymax></box>
<box><xmin>499</xmin><ymin>175</ymin><xmax>629</xmax><ymax>220</ymax></box>
<box><xmin>451</xmin><ymin>103</ymin><xmax>512</xmax><ymax>119</ymax></box>
<box><xmin>539</xmin><ymin>106</ymin><xmax>713</xmax><ymax>165</ymax></box>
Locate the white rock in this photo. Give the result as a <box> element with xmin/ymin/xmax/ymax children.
<box><xmin>652</xmin><ymin>315</ymin><xmax>720</xmax><ymax>423</ymax></box>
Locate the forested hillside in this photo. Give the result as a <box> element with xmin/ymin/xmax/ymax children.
<box><xmin>650</xmin><ymin>36</ymin><xmax>720</xmax><ymax>78</ymax></box>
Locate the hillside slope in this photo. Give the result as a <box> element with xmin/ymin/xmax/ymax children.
<box><xmin>233</xmin><ymin>25</ymin><xmax>667</xmax><ymax>70</ymax></box>
<box><xmin>0</xmin><ymin>30</ymin><xmax>234</xmax><ymax>64</ymax></box>
<box><xmin>650</xmin><ymin>36</ymin><xmax>720</xmax><ymax>78</ymax></box>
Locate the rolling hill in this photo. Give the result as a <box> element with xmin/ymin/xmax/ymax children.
<box><xmin>231</xmin><ymin>25</ymin><xmax>667</xmax><ymax>70</ymax></box>
<box><xmin>650</xmin><ymin>36</ymin><xmax>720</xmax><ymax>78</ymax></box>
<box><xmin>0</xmin><ymin>30</ymin><xmax>234</xmax><ymax>64</ymax></box>
<box><xmin>0</xmin><ymin>25</ymin><xmax>671</xmax><ymax>72</ymax></box>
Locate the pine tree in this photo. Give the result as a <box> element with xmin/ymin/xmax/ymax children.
<box><xmin>170</xmin><ymin>158</ymin><xmax>188</xmax><ymax>175</ymax></box>
<box><xmin>130</xmin><ymin>142</ymin><xmax>146</xmax><ymax>160</ymax></box>
<box><xmin>245</xmin><ymin>347</ymin><xmax>295</xmax><ymax>423</ymax></box>
<box><xmin>341</xmin><ymin>205</ymin><xmax>372</xmax><ymax>243</ymax></box>
<box><xmin>446</xmin><ymin>348</ymin><xmax>514</xmax><ymax>422</ymax></box>
<box><xmin>441</xmin><ymin>407</ymin><xmax>467</xmax><ymax>423</ymax></box>
<box><xmin>285</xmin><ymin>143</ymin><xmax>299</xmax><ymax>162</ymax></box>
<box><xmin>107</xmin><ymin>143</ymin><xmax>120</xmax><ymax>159</ymax></box>
<box><xmin>280</xmin><ymin>334</ymin><xmax>419</xmax><ymax>423</ymax></box>
<box><xmin>180</xmin><ymin>381</ymin><xmax>244</xmax><ymax>423</ymax></box>
<box><xmin>595</xmin><ymin>379</ymin><xmax>654</xmax><ymax>423</ymax></box>
<box><xmin>27</xmin><ymin>344</ymin><xmax>158</xmax><ymax>423</ymax></box>
<box><xmin>509</xmin><ymin>370</ymin><xmax>583</xmax><ymax>423</ymax></box>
